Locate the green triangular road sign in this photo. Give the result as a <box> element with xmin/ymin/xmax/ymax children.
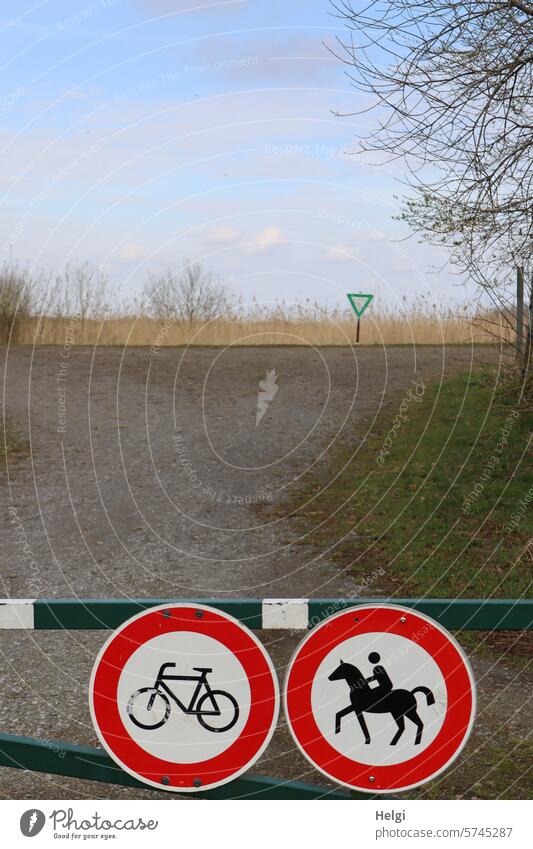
<box><xmin>347</xmin><ymin>293</ymin><xmax>374</xmax><ymax>318</ymax></box>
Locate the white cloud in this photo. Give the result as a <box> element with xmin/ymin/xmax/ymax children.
<box><xmin>118</xmin><ymin>243</ymin><xmax>146</xmax><ymax>262</ymax></box>
<box><xmin>208</xmin><ymin>224</ymin><xmax>240</xmax><ymax>243</ymax></box>
<box><xmin>135</xmin><ymin>0</ymin><xmax>247</xmax><ymax>12</ymax></box>
<box><xmin>241</xmin><ymin>226</ymin><xmax>287</xmax><ymax>255</ymax></box>
<box><xmin>367</xmin><ymin>229</ymin><xmax>387</xmax><ymax>242</ymax></box>
<box><xmin>325</xmin><ymin>244</ymin><xmax>358</xmax><ymax>262</ymax></box>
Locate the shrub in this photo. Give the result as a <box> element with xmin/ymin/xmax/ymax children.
<box><xmin>0</xmin><ymin>261</ymin><xmax>33</xmax><ymax>344</ymax></box>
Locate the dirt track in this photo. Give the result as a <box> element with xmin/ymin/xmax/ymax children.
<box><xmin>0</xmin><ymin>344</ymin><xmax>505</xmax><ymax>798</ymax></box>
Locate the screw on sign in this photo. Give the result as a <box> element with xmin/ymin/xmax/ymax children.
<box><xmin>284</xmin><ymin>604</ymin><xmax>476</xmax><ymax>793</ymax></box>
<box><xmin>89</xmin><ymin>604</ymin><xmax>279</xmax><ymax>792</ymax></box>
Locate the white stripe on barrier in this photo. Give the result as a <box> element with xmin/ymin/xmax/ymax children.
<box><xmin>0</xmin><ymin>599</ymin><xmax>35</xmax><ymax>629</ymax></box>
<box><xmin>262</xmin><ymin>599</ymin><xmax>309</xmax><ymax>630</ymax></box>
<box><xmin>0</xmin><ymin>599</ymin><xmax>313</xmax><ymax>631</ymax></box>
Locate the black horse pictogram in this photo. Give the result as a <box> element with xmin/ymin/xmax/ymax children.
<box><xmin>328</xmin><ymin>655</ymin><xmax>435</xmax><ymax>746</ymax></box>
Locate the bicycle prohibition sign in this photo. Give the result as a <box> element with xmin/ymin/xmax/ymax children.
<box><xmin>89</xmin><ymin>603</ymin><xmax>280</xmax><ymax>792</ymax></box>
<box><xmin>127</xmin><ymin>662</ymin><xmax>240</xmax><ymax>733</ymax></box>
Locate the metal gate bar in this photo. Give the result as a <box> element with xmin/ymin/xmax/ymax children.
<box><xmin>1</xmin><ymin>597</ymin><xmax>531</xmax><ymax>631</ymax></box>
<box><xmin>0</xmin><ymin>732</ymin><xmax>350</xmax><ymax>799</ymax></box>
<box><xmin>1</xmin><ymin>596</ymin><xmax>530</xmax><ymax>799</ymax></box>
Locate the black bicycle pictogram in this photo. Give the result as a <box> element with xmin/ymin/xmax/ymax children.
<box><xmin>127</xmin><ymin>663</ymin><xmax>240</xmax><ymax>733</ymax></box>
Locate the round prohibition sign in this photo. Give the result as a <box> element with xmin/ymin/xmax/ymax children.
<box><xmin>89</xmin><ymin>604</ymin><xmax>279</xmax><ymax>792</ymax></box>
<box><xmin>284</xmin><ymin>604</ymin><xmax>476</xmax><ymax>793</ymax></box>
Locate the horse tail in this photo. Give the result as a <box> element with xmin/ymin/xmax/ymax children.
<box><xmin>411</xmin><ymin>686</ymin><xmax>435</xmax><ymax>706</ymax></box>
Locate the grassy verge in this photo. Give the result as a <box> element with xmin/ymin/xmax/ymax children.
<box><xmin>285</xmin><ymin>369</ymin><xmax>532</xmax><ymax>599</ymax></box>
<box><xmin>279</xmin><ymin>368</ymin><xmax>532</xmax><ymax>798</ymax></box>
<box><xmin>417</xmin><ymin>738</ymin><xmax>533</xmax><ymax>800</ymax></box>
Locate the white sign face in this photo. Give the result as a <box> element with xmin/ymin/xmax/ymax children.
<box><xmin>117</xmin><ymin>631</ymin><xmax>251</xmax><ymax>764</ymax></box>
<box><xmin>311</xmin><ymin>632</ymin><xmax>447</xmax><ymax>766</ymax></box>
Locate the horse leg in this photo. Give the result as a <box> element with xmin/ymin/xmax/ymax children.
<box><xmin>356</xmin><ymin>710</ymin><xmax>371</xmax><ymax>744</ymax></box>
<box><xmin>335</xmin><ymin>704</ymin><xmax>355</xmax><ymax>735</ymax></box>
<box><xmin>407</xmin><ymin>708</ymin><xmax>424</xmax><ymax>744</ymax></box>
<box><xmin>390</xmin><ymin>714</ymin><xmax>405</xmax><ymax>746</ymax></box>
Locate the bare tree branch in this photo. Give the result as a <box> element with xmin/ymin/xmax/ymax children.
<box><xmin>143</xmin><ymin>259</ymin><xmax>233</xmax><ymax>324</ymax></box>
<box><xmin>333</xmin><ymin>0</ymin><xmax>532</xmax><ymax>377</ymax></box>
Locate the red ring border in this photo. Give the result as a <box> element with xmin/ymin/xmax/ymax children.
<box><xmin>284</xmin><ymin>605</ymin><xmax>475</xmax><ymax>793</ymax></box>
<box><xmin>90</xmin><ymin>604</ymin><xmax>279</xmax><ymax>791</ymax></box>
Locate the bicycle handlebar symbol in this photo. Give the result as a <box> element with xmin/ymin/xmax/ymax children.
<box><xmin>127</xmin><ymin>663</ymin><xmax>240</xmax><ymax>734</ymax></box>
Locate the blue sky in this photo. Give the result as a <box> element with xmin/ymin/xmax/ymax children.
<box><xmin>0</xmin><ymin>0</ymin><xmax>470</xmax><ymax>310</ymax></box>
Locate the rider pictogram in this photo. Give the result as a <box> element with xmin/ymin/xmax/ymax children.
<box><xmin>366</xmin><ymin>652</ymin><xmax>393</xmax><ymax>696</ymax></box>
<box><xmin>127</xmin><ymin>662</ymin><xmax>240</xmax><ymax>733</ymax></box>
<box><xmin>329</xmin><ymin>650</ymin><xmax>435</xmax><ymax>746</ymax></box>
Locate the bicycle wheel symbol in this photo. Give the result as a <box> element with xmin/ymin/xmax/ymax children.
<box><xmin>127</xmin><ymin>688</ymin><xmax>171</xmax><ymax>730</ymax></box>
<box><xmin>196</xmin><ymin>690</ymin><xmax>239</xmax><ymax>733</ymax></box>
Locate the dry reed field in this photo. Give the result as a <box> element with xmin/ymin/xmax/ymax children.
<box><xmin>0</xmin><ymin>260</ymin><xmax>514</xmax><ymax>348</ymax></box>
<box><xmin>17</xmin><ymin>311</ymin><xmax>511</xmax><ymax>348</ymax></box>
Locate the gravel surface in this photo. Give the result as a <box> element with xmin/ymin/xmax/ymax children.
<box><xmin>0</xmin><ymin>344</ymin><xmax>510</xmax><ymax>798</ymax></box>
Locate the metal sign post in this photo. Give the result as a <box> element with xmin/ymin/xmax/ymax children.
<box><xmin>347</xmin><ymin>293</ymin><xmax>374</xmax><ymax>343</ymax></box>
<box><xmin>516</xmin><ymin>266</ymin><xmax>524</xmax><ymax>357</ymax></box>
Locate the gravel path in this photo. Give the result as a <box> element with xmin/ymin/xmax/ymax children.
<box><xmin>0</xmin><ymin>344</ymin><xmax>502</xmax><ymax>798</ymax></box>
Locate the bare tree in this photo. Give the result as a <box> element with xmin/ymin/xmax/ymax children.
<box><xmin>59</xmin><ymin>262</ymin><xmax>111</xmax><ymax>324</ymax></box>
<box><xmin>0</xmin><ymin>261</ymin><xmax>34</xmax><ymax>344</ymax></box>
<box><xmin>332</xmin><ymin>0</ymin><xmax>533</xmax><ymax>376</ymax></box>
<box><xmin>39</xmin><ymin>262</ymin><xmax>112</xmax><ymax>341</ymax></box>
<box><xmin>143</xmin><ymin>259</ymin><xmax>233</xmax><ymax>324</ymax></box>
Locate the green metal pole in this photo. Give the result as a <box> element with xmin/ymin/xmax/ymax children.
<box><xmin>0</xmin><ymin>732</ymin><xmax>352</xmax><ymax>800</ymax></box>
